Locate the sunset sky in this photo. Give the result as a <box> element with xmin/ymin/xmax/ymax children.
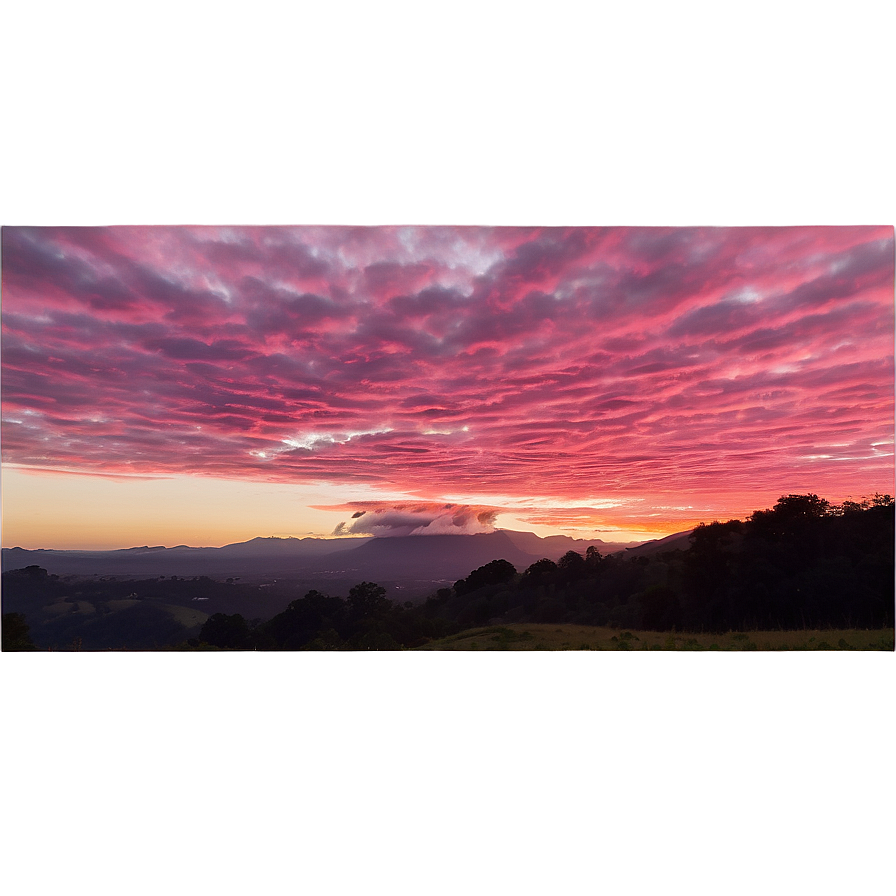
<box><xmin>2</xmin><ymin>225</ymin><xmax>893</xmax><ymax>549</ymax></box>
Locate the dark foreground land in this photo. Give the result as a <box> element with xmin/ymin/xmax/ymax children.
<box><xmin>419</xmin><ymin>624</ymin><xmax>895</xmax><ymax>651</ymax></box>
<box><xmin>3</xmin><ymin>494</ymin><xmax>893</xmax><ymax>651</ymax></box>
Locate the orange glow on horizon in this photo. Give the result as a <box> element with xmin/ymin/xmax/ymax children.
<box><xmin>2</xmin><ymin>226</ymin><xmax>892</xmax><ymax>551</ymax></box>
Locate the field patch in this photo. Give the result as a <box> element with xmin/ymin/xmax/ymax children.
<box><xmin>68</xmin><ymin>601</ymin><xmax>97</xmax><ymax>616</ymax></box>
<box><xmin>158</xmin><ymin>603</ymin><xmax>208</xmax><ymax>628</ymax></box>
<box><xmin>43</xmin><ymin>600</ymin><xmax>75</xmax><ymax>618</ymax></box>
<box><xmin>418</xmin><ymin>625</ymin><xmax>895</xmax><ymax>651</ymax></box>
<box><xmin>105</xmin><ymin>599</ymin><xmax>142</xmax><ymax>612</ymax></box>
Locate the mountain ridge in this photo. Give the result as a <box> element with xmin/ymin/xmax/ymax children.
<box><xmin>1</xmin><ymin>528</ymin><xmax>691</xmax><ymax>593</ymax></box>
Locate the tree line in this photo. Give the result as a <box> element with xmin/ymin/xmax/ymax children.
<box><xmin>419</xmin><ymin>493</ymin><xmax>894</xmax><ymax>635</ymax></box>
<box><xmin>186</xmin><ymin>492</ymin><xmax>895</xmax><ymax>648</ymax></box>
<box><xmin>3</xmin><ymin>493</ymin><xmax>893</xmax><ymax>650</ymax></box>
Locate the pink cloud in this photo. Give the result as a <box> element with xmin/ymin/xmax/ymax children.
<box><xmin>319</xmin><ymin>501</ymin><xmax>500</xmax><ymax>537</ymax></box>
<box><xmin>2</xmin><ymin>225</ymin><xmax>893</xmax><ymax>528</ymax></box>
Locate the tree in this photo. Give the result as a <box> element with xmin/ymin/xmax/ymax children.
<box><xmin>684</xmin><ymin>521</ymin><xmax>744</xmax><ymax>629</ymax></box>
<box><xmin>199</xmin><ymin>613</ymin><xmax>252</xmax><ymax>649</ymax></box>
<box><xmin>348</xmin><ymin>582</ymin><xmax>389</xmax><ymax>618</ymax></box>
<box><xmin>263</xmin><ymin>589</ymin><xmax>348</xmax><ymax>650</ymax></box>
<box><xmin>557</xmin><ymin>550</ymin><xmax>587</xmax><ymax>582</ymax></box>
<box><xmin>523</xmin><ymin>558</ymin><xmax>558</xmax><ymax>585</ymax></box>
<box><xmin>585</xmin><ymin>545</ymin><xmax>603</xmax><ymax>568</ymax></box>
<box><xmin>455</xmin><ymin>559</ymin><xmax>516</xmax><ymax>594</ymax></box>
<box><xmin>639</xmin><ymin>585</ymin><xmax>682</xmax><ymax>631</ymax></box>
<box><xmin>838</xmin><ymin>499</ymin><xmax>869</xmax><ymax>515</ymax></box>
<box><xmin>770</xmin><ymin>493</ymin><xmax>831</xmax><ymax>520</ymax></box>
<box><xmin>2</xmin><ymin>613</ymin><xmax>37</xmax><ymax>651</ymax></box>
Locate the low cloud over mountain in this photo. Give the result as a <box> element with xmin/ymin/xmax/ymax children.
<box><xmin>328</xmin><ymin>502</ymin><xmax>499</xmax><ymax>537</ymax></box>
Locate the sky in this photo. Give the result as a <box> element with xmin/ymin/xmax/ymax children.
<box><xmin>1</xmin><ymin>224</ymin><xmax>893</xmax><ymax>549</ymax></box>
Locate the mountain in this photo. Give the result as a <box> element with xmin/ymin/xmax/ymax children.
<box><xmin>1</xmin><ymin>529</ymin><xmax>656</xmax><ymax>594</ymax></box>
<box><xmin>499</xmin><ymin>529</ymin><xmax>641</xmax><ymax>558</ymax></box>
<box><xmin>198</xmin><ymin>536</ymin><xmax>360</xmax><ymax>557</ymax></box>
<box><xmin>0</xmin><ymin>536</ymin><xmax>367</xmax><ymax>579</ymax></box>
<box><xmin>325</xmin><ymin>531</ymin><xmax>547</xmax><ymax>582</ymax></box>
<box><xmin>621</xmin><ymin>529</ymin><xmax>694</xmax><ymax>556</ymax></box>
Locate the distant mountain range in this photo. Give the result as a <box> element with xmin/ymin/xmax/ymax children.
<box><xmin>1</xmin><ymin>528</ymin><xmax>691</xmax><ymax>595</ymax></box>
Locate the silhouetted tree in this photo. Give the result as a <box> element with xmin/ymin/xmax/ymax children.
<box><xmin>2</xmin><ymin>613</ymin><xmax>37</xmax><ymax>651</ymax></box>
<box><xmin>523</xmin><ymin>558</ymin><xmax>558</xmax><ymax>585</ymax></box>
<box><xmin>585</xmin><ymin>545</ymin><xmax>603</xmax><ymax>568</ymax></box>
<box><xmin>557</xmin><ymin>550</ymin><xmax>587</xmax><ymax>583</ymax></box>
<box><xmin>751</xmin><ymin>493</ymin><xmax>831</xmax><ymax>538</ymax></box>
<box><xmin>199</xmin><ymin>613</ymin><xmax>252</xmax><ymax>649</ymax></box>
<box><xmin>638</xmin><ymin>585</ymin><xmax>682</xmax><ymax>631</ymax></box>
<box><xmin>348</xmin><ymin>582</ymin><xmax>389</xmax><ymax>618</ymax></box>
<box><xmin>262</xmin><ymin>589</ymin><xmax>348</xmax><ymax>650</ymax></box>
<box><xmin>454</xmin><ymin>559</ymin><xmax>517</xmax><ymax>595</ymax></box>
<box><xmin>838</xmin><ymin>499</ymin><xmax>868</xmax><ymax>515</ymax></box>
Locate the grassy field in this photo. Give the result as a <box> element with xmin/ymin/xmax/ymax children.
<box><xmin>159</xmin><ymin>603</ymin><xmax>208</xmax><ymax>628</ymax></box>
<box><xmin>418</xmin><ymin>624</ymin><xmax>895</xmax><ymax>651</ymax></box>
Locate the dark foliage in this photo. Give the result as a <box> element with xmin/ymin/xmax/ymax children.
<box><xmin>420</xmin><ymin>494</ymin><xmax>894</xmax><ymax>635</ymax></box>
<box><xmin>0</xmin><ymin>572</ymin><xmax>279</xmax><ymax>650</ymax></box>
<box><xmin>2</xmin><ymin>494</ymin><xmax>892</xmax><ymax>649</ymax></box>
<box><xmin>2</xmin><ymin>613</ymin><xmax>37</xmax><ymax>651</ymax></box>
<box><xmin>454</xmin><ymin>559</ymin><xmax>517</xmax><ymax>595</ymax></box>
<box><xmin>199</xmin><ymin>613</ymin><xmax>252</xmax><ymax>649</ymax></box>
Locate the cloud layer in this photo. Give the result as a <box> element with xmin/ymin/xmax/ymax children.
<box><xmin>327</xmin><ymin>502</ymin><xmax>499</xmax><ymax>537</ymax></box>
<box><xmin>2</xmin><ymin>225</ymin><xmax>893</xmax><ymax>533</ymax></box>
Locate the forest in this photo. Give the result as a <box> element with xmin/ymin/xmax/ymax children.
<box><xmin>2</xmin><ymin>493</ymin><xmax>893</xmax><ymax>651</ymax></box>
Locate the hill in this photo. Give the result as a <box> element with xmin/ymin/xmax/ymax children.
<box><xmin>621</xmin><ymin>530</ymin><xmax>694</xmax><ymax>557</ymax></box>
<box><xmin>1</xmin><ymin>528</ymin><xmax>644</xmax><ymax>589</ymax></box>
<box><xmin>4</xmin><ymin>495</ymin><xmax>892</xmax><ymax>650</ymax></box>
<box><xmin>499</xmin><ymin>530</ymin><xmax>641</xmax><ymax>557</ymax></box>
